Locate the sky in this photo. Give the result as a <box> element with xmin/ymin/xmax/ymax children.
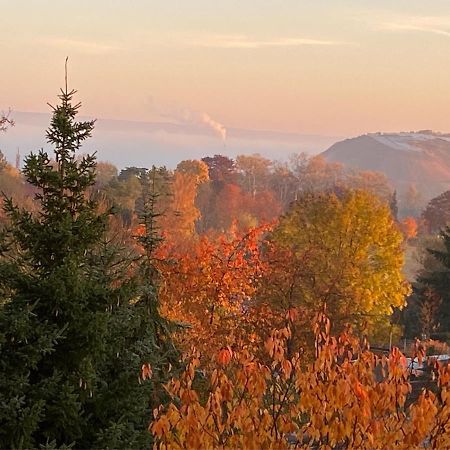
<box><xmin>1</xmin><ymin>1</ymin><xmax>450</xmax><ymax>144</ymax></box>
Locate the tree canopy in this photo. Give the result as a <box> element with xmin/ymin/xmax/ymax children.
<box><xmin>264</xmin><ymin>190</ymin><xmax>410</xmax><ymax>338</ymax></box>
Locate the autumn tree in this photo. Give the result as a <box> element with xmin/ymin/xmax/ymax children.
<box><xmin>95</xmin><ymin>160</ymin><xmax>118</xmax><ymax>187</ymax></box>
<box><xmin>0</xmin><ymin>150</ymin><xmax>6</xmax><ymax>171</ymax></box>
<box><xmin>261</xmin><ymin>190</ymin><xmax>410</xmax><ymax>342</ymax></box>
<box><xmin>246</xmin><ymin>189</ymin><xmax>282</xmax><ymax>226</ymax></box>
<box><xmin>196</xmin><ymin>155</ymin><xmax>238</xmax><ymax>230</ymax></box>
<box><xmin>400</xmin><ymin>183</ymin><xmax>424</xmax><ymax>218</ymax></box>
<box><xmin>156</xmin><ymin>223</ymin><xmax>270</xmax><ymax>357</ymax></box>
<box><xmin>270</xmin><ymin>160</ymin><xmax>298</xmax><ymax>207</ymax></box>
<box><xmin>291</xmin><ymin>154</ymin><xmax>343</xmax><ymax>196</ymax></box>
<box><xmin>193</xmin><ymin>153</ymin><xmax>393</xmax><ymax>233</ymax></box>
<box><xmin>0</xmin><ymin>82</ymin><xmax>176</xmax><ymax>448</ymax></box>
<box><xmin>400</xmin><ymin>216</ymin><xmax>418</xmax><ymax>241</ymax></box>
<box><xmin>103</xmin><ymin>171</ymin><xmax>142</xmax><ymax>225</ymax></box>
<box><xmin>236</xmin><ymin>153</ymin><xmax>272</xmax><ymax>197</ymax></box>
<box><xmin>159</xmin><ymin>161</ymin><xmax>209</xmax><ymax>241</ymax></box>
<box><xmin>103</xmin><ymin>165</ymin><xmax>171</xmax><ymax>228</ymax></box>
<box><xmin>118</xmin><ymin>166</ymin><xmax>148</xmax><ymax>181</ymax></box>
<box><xmin>213</xmin><ymin>184</ymin><xmax>247</xmax><ymax>230</ymax></box>
<box><xmin>196</xmin><ymin>177</ymin><xmax>280</xmax><ymax>232</ymax></box>
<box><xmin>201</xmin><ymin>154</ymin><xmax>236</xmax><ymax>185</ymax></box>
<box><xmin>163</xmin><ymin>172</ymin><xmax>200</xmax><ymax>238</ymax></box>
<box><xmin>175</xmin><ymin>159</ymin><xmax>209</xmax><ymax>183</ymax></box>
<box><xmin>422</xmin><ymin>189</ymin><xmax>450</xmax><ymax>234</ymax></box>
<box><xmin>344</xmin><ymin>169</ymin><xmax>392</xmax><ymax>204</ymax></box>
<box><xmin>278</xmin><ymin>154</ymin><xmax>393</xmax><ymax>207</ymax></box>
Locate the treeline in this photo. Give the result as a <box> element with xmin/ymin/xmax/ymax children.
<box><xmin>0</xmin><ymin>142</ymin><xmax>399</xmax><ymax>243</ymax></box>
<box><xmin>1</xmin><ymin>87</ymin><xmax>450</xmax><ymax>449</ymax></box>
<box><xmin>94</xmin><ymin>152</ymin><xmax>395</xmax><ymax>235</ymax></box>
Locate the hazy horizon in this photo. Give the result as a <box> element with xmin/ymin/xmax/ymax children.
<box><xmin>0</xmin><ymin>110</ymin><xmax>342</xmax><ymax>169</ymax></box>
<box><xmin>2</xmin><ymin>0</ymin><xmax>450</xmax><ymax>143</ymax></box>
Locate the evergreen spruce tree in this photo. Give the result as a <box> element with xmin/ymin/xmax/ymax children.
<box><xmin>419</xmin><ymin>226</ymin><xmax>450</xmax><ymax>334</ymax></box>
<box><xmin>0</xmin><ymin>76</ymin><xmax>177</xmax><ymax>448</ymax></box>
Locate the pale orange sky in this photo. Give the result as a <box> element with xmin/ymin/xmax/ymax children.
<box><xmin>2</xmin><ymin>0</ymin><xmax>450</xmax><ymax>137</ymax></box>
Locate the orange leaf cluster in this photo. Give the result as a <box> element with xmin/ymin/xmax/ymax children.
<box><xmin>152</xmin><ymin>313</ymin><xmax>450</xmax><ymax>449</ymax></box>
<box><xmin>400</xmin><ymin>216</ymin><xmax>418</xmax><ymax>240</ymax></box>
<box><xmin>155</xmin><ymin>224</ymin><xmax>272</xmax><ymax>357</ymax></box>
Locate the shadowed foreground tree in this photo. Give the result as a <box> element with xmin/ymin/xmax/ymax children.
<box><xmin>0</xmin><ymin>81</ymin><xmax>177</xmax><ymax>448</ymax></box>
<box><xmin>419</xmin><ymin>226</ymin><xmax>450</xmax><ymax>334</ymax></box>
<box><xmin>401</xmin><ymin>233</ymin><xmax>447</xmax><ymax>339</ymax></box>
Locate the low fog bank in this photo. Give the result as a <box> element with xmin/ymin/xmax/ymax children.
<box><xmin>0</xmin><ymin>111</ymin><xmax>339</xmax><ymax>169</ymax></box>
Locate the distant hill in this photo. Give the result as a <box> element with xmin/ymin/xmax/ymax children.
<box><xmin>322</xmin><ymin>131</ymin><xmax>450</xmax><ymax>205</ymax></box>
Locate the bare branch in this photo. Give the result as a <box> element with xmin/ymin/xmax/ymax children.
<box><xmin>0</xmin><ymin>109</ymin><xmax>15</xmax><ymax>133</ymax></box>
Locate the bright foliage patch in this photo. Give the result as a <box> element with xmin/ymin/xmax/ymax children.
<box><xmin>152</xmin><ymin>312</ymin><xmax>450</xmax><ymax>449</ymax></box>
<box><xmin>155</xmin><ymin>223</ymin><xmax>271</xmax><ymax>357</ymax></box>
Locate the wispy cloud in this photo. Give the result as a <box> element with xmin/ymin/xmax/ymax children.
<box><xmin>183</xmin><ymin>34</ymin><xmax>352</xmax><ymax>49</ymax></box>
<box><xmin>380</xmin><ymin>16</ymin><xmax>450</xmax><ymax>38</ymax></box>
<box><xmin>39</xmin><ymin>37</ymin><xmax>121</xmax><ymax>55</ymax></box>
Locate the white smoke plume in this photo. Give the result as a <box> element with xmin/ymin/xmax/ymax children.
<box><xmin>201</xmin><ymin>113</ymin><xmax>227</xmax><ymax>143</ymax></box>
<box><xmin>150</xmin><ymin>100</ymin><xmax>227</xmax><ymax>145</ymax></box>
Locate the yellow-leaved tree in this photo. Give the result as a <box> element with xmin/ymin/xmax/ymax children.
<box><xmin>260</xmin><ymin>189</ymin><xmax>410</xmax><ymax>343</ymax></box>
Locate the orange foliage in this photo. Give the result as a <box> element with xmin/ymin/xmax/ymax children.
<box><xmin>152</xmin><ymin>312</ymin><xmax>450</xmax><ymax>449</ymax></box>
<box><xmin>213</xmin><ymin>184</ymin><xmax>244</xmax><ymax>229</ymax></box>
<box><xmin>155</xmin><ymin>223</ymin><xmax>272</xmax><ymax>357</ymax></box>
<box><xmin>200</xmin><ymin>182</ymin><xmax>281</xmax><ymax>232</ymax></box>
<box><xmin>400</xmin><ymin>216</ymin><xmax>418</xmax><ymax>240</ymax></box>
<box><xmin>160</xmin><ymin>171</ymin><xmax>202</xmax><ymax>241</ymax></box>
<box><xmin>217</xmin><ymin>347</ymin><xmax>233</xmax><ymax>366</ymax></box>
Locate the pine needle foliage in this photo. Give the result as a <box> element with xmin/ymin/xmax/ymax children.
<box><xmin>420</xmin><ymin>226</ymin><xmax>450</xmax><ymax>333</ymax></box>
<box><xmin>0</xmin><ymin>81</ymin><xmax>177</xmax><ymax>449</ymax></box>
